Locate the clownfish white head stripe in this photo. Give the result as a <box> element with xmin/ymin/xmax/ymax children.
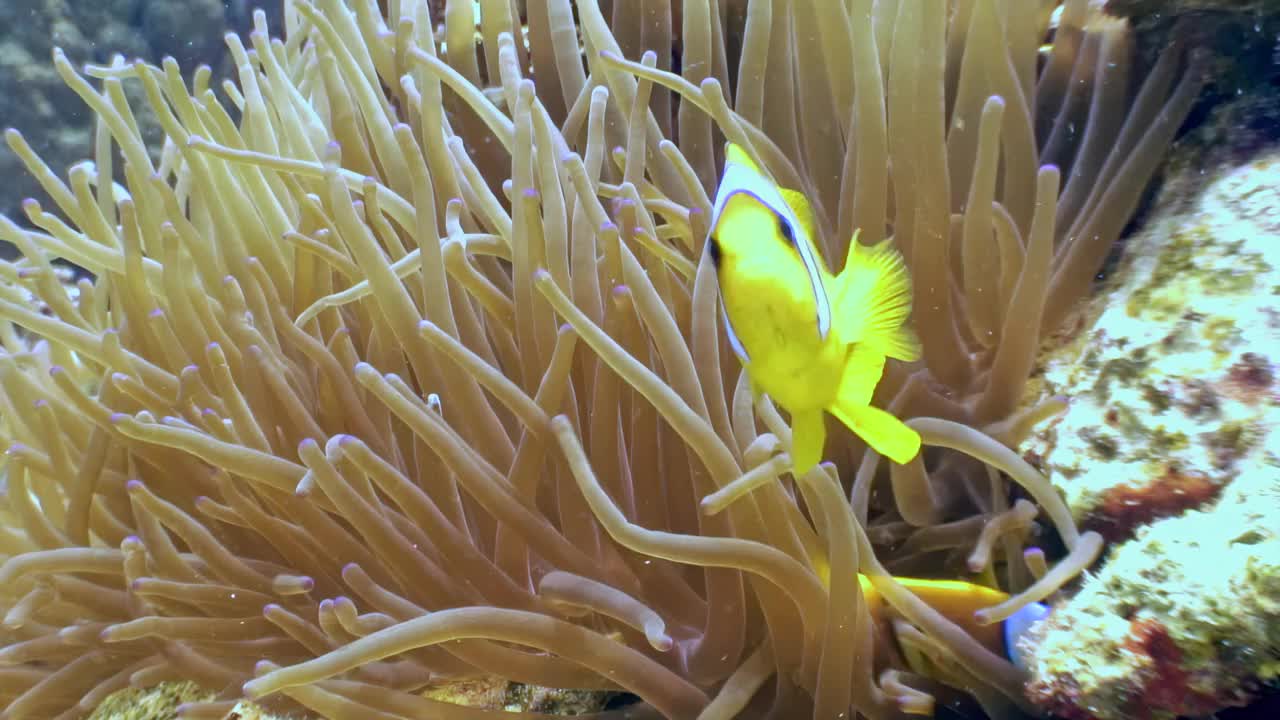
<box><xmin>708</xmin><ymin>147</ymin><xmax>832</xmax><ymax>343</ymax></box>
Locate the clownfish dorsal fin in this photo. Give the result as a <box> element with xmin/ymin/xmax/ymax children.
<box><xmin>724</xmin><ymin>142</ymin><xmax>761</xmax><ymax>173</ymax></box>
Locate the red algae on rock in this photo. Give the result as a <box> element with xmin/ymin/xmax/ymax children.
<box><xmin>1118</xmin><ymin>617</ymin><xmax>1233</xmax><ymax>718</ymax></box>
<box><xmin>1084</xmin><ymin>465</ymin><xmax>1223</xmax><ymax>542</ymax></box>
<box><xmin>1028</xmin><ymin>616</ymin><xmax>1251</xmax><ymax>720</ymax></box>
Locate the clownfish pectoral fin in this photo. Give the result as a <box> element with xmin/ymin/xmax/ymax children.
<box><xmin>789</xmin><ymin>409</ymin><xmax>827</xmax><ymax>476</ymax></box>
<box><xmin>829</xmin><ymin>400</ymin><xmax>921</xmax><ymax>465</ymax></box>
<box><xmin>834</xmin><ymin>232</ymin><xmax>921</xmax><ymax>363</ymax></box>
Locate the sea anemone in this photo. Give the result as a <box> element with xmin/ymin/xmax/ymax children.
<box><xmin>0</xmin><ymin>0</ymin><xmax>1202</xmax><ymax>718</ymax></box>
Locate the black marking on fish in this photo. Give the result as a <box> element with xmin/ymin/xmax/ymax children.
<box><xmin>777</xmin><ymin>214</ymin><xmax>797</xmax><ymax>249</ymax></box>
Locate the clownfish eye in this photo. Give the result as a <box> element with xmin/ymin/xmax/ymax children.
<box><xmin>707</xmin><ymin>235</ymin><xmax>723</xmax><ymax>267</ymax></box>
<box><xmin>777</xmin><ymin>215</ymin><xmax>796</xmax><ymax>248</ymax></box>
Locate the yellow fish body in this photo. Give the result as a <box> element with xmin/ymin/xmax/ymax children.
<box><xmin>858</xmin><ymin>574</ymin><xmax>1049</xmax><ymax>675</ymax></box>
<box><xmin>709</xmin><ymin>143</ymin><xmax>922</xmax><ymax>473</ymax></box>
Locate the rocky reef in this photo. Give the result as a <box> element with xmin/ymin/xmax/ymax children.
<box><xmin>0</xmin><ymin>0</ymin><xmax>279</xmax><ymax>254</ymax></box>
<box><xmin>1022</xmin><ymin>143</ymin><xmax>1280</xmax><ymax>719</ymax></box>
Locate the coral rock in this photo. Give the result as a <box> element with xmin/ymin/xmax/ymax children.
<box><xmin>1022</xmin><ymin>145</ymin><xmax>1280</xmax><ymax>719</ymax></box>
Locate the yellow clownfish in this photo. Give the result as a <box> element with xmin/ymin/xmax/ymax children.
<box><xmin>856</xmin><ymin>574</ymin><xmax>1050</xmax><ymax>675</ymax></box>
<box><xmin>708</xmin><ymin>143</ymin><xmax>922</xmax><ymax>474</ymax></box>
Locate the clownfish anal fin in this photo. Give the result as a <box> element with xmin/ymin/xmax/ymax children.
<box><xmin>789</xmin><ymin>409</ymin><xmax>827</xmax><ymax>476</ymax></box>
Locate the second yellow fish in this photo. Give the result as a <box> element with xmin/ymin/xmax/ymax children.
<box><xmin>708</xmin><ymin>143</ymin><xmax>921</xmax><ymax>473</ymax></box>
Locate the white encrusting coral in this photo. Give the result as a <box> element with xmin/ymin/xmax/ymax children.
<box><xmin>1023</xmin><ymin>144</ymin><xmax>1280</xmax><ymax>720</ymax></box>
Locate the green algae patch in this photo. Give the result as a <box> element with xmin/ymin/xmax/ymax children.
<box><xmin>88</xmin><ymin>683</ymin><xmax>215</xmax><ymax>720</ymax></box>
